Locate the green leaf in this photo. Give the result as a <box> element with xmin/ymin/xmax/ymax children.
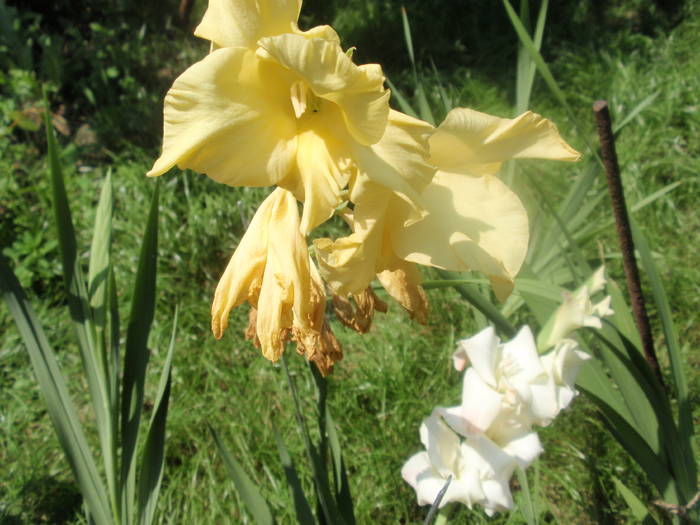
<box><xmin>212</xmin><ymin>427</ymin><xmax>276</xmax><ymax>525</ymax></box>
<box><xmin>45</xmin><ymin>101</ymin><xmax>116</xmax><ymax>519</ymax></box>
<box><xmin>400</xmin><ymin>6</ymin><xmax>434</xmax><ymax>124</ymax></box>
<box><xmin>386</xmin><ymin>77</ymin><xmax>418</xmax><ymax>118</ymax></box>
<box><xmin>0</xmin><ymin>255</ymin><xmax>112</xmax><ymax>524</ymax></box>
<box><xmin>88</xmin><ymin>170</ymin><xmax>113</xmax><ymax>327</ymax></box>
<box><xmin>630</xmin><ymin>218</ymin><xmax>696</xmax><ymax>499</ymax></box>
<box><xmin>272</xmin><ymin>425</ymin><xmax>315</xmax><ymax>525</ymax></box>
<box><xmin>137</xmin><ymin>307</ymin><xmax>177</xmax><ymax>525</ymax></box>
<box><xmin>436</xmin><ymin>270</ymin><xmax>517</xmax><ymax>338</ymax></box>
<box><xmin>593</xmin><ymin>328</ymin><xmax>663</xmax><ymax>455</ymax></box>
<box><xmin>87</xmin><ymin>171</ymin><xmax>118</xmax><ymax>508</ymax></box>
<box><xmin>612</xmin><ymin>476</ymin><xmax>658</xmax><ymax>524</ymax></box>
<box><xmin>120</xmin><ymin>181</ymin><xmax>160</xmax><ymax>519</ymax></box>
<box><xmin>283</xmin><ymin>358</ymin><xmax>344</xmax><ymax>524</ymax></box>
<box><xmin>515</xmin><ymin>467</ymin><xmax>538</xmax><ymax>525</ymax></box>
<box><xmin>514</xmin><ymin>0</ymin><xmax>548</xmax><ymax>114</ymax></box>
<box><xmin>502</xmin><ymin>0</ymin><xmax>567</xmax><ymax>112</ymax></box>
<box><xmin>326</xmin><ymin>410</ymin><xmax>354</xmax><ymax>523</ymax></box>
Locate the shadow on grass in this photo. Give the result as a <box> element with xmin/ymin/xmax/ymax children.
<box><xmin>0</xmin><ymin>477</ymin><xmax>81</xmax><ymax>525</ymax></box>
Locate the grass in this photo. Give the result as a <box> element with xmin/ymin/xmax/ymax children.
<box><xmin>2</xmin><ymin>0</ymin><xmax>700</xmax><ymax>523</ymax></box>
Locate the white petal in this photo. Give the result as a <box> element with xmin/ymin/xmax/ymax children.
<box><xmin>501</xmin><ymin>431</ymin><xmax>543</xmax><ymax>469</ymax></box>
<box><xmin>460</xmin><ymin>326</ymin><xmax>500</xmax><ymax>388</ymax></box>
<box><xmin>421</xmin><ymin>413</ymin><xmax>460</xmax><ymax>478</ymax></box>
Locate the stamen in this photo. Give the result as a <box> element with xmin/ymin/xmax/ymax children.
<box><xmin>290</xmin><ymin>81</ymin><xmax>308</xmax><ymax>119</ymax></box>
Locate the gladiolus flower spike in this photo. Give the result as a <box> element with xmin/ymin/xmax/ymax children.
<box><xmin>150</xmin><ymin>0</ymin><xmax>580</xmax><ymax>373</ymax></box>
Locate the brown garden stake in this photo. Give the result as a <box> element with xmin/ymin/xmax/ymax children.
<box><xmin>593</xmin><ymin>100</ymin><xmax>665</xmax><ymax>389</ymax></box>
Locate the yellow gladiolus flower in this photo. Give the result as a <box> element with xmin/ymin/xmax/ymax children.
<box><xmin>147</xmin><ymin>0</ymin><xmax>441</xmax><ymax>235</ymax></box>
<box><xmin>316</xmin><ymin>108</ymin><xmax>580</xmax><ymax>308</ymax></box>
<box><xmin>211</xmin><ymin>187</ymin><xmax>324</xmax><ymax>361</ymax></box>
<box><xmin>394</xmin><ymin>108</ymin><xmax>580</xmax><ymax>301</ymax></box>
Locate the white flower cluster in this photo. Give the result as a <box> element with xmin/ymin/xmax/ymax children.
<box><xmin>402</xmin><ymin>268</ymin><xmax>612</xmax><ymax>516</ymax></box>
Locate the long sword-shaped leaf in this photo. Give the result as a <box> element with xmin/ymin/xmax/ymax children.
<box><xmin>121</xmin><ymin>182</ymin><xmax>160</xmax><ymax>521</ymax></box>
<box><xmin>211</xmin><ymin>427</ymin><xmax>277</xmax><ymax>525</ymax></box>
<box><xmin>0</xmin><ymin>256</ymin><xmax>112</xmax><ymax>524</ymax></box>
<box><xmin>137</xmin><ymin>307</ymin><xmax>177</xmax><ymax>525</ymax></box>
<box><xmin>386</xmin><ymin>77</ymin><xmax>418</xmax><ymax>118</ymax></box>
<box><xmin>502</xmin><ymin>0</ymin><xmax>567</xmax><ymax>112</ymax></box>
<box><xmin>631</xmin><ymin>219</ymin><xmax>696</xmax><ymax>499</ymax></box>
<box><xmin>514</xmin><ymin>0</ymin><xmax>548</xmax><ymax>115</ymax></box>
<box><xmin>88</xmin><ymin>170</ymin><xmax>113</xmax><ymax>327</ymax></box>
<box><xmin>88</xmin><ymin>171</ymin><xmax>119</xmax><ymax>513</ymax></box>
<box><xmin>45</xmin><ymin>104</ymin><xmax>115</xmax><ymax>520</ymax></box>
<box><xmin>325</xmin><ymin>410</ymin><xmax>354</xmax><ymax>523</ymax></box>
<box><xmin>612</xmin><ymin>477</ymin><xmax>658</xmax><ymax>525</ymax></box>
<box><xmin>400</xmin><ymin>6</ymin><xmax>434</xmax><ymax>124</ymax></box>
<box><xmin>502</xmin><ymin>0</ymin><xmax>601</xmax><ymax>161</ymax></box>
<box><xmin>272</xmin><ymin>425</ymin><xmax>315</xmax><ymax>525</ymax></box>
<box><xmin>283</xmin><ymin>359</ymin><xmax>344</xmax><ymax>525</ymax></box>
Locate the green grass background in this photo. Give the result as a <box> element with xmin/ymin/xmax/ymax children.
<box><xmin>1</xmin><ymin>0</ymin><xmax>699</xmax><ymax>522</ymax></box>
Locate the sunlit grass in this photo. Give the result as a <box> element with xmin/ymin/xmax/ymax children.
<box><xmin>1</xmin><ymin>2</ymin><xmax>699</xmax><ymax>523</ymax></box>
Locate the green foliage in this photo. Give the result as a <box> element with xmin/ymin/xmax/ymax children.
<box><xmin>2</xmin><ymin>0</ymin><xmax>700</xmax><ymax>523</ymax></box>
<box><xmin>1</xmin><ymin>110</ymin><xmax>174</xmax><ymax>524</ymax></box>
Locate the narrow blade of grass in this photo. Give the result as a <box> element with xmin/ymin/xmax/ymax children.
<box><xmin>211</xmin><ymin>427</ymin><xmax>277</xmax><ymax>525</ymax></box>
<box><xmin>137</xmin><ymin>307</ymin><xmax>177</xmax><ymax>525</ymax></box>
<box><xmin>613</xmin><ymin>91</ymin><xmax>661</xmax><ymax>135</ymax></box>
<box><xmin>0</xmin><ymin>255</ymin><xmax>112</xmax><ymax>524</ymax></box>
<box><xmin>120</xmin><ymin>181</ymin><xmax>160</xmax><ymax>519</ymax></box>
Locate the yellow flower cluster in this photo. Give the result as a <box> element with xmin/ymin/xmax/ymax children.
<box><xmin>149</xmin><ymin>0</ymin><xmax>580</xmax><ymax>375</ymax></box>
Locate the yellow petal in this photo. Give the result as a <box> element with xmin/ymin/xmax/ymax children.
<box><xmin>313</xmin><ymin>186</ymin><xmax>388</xmax><ymax>295</ymax></box>
<box><xmin>281</xmin><ymin>127</ymin><xmax>352</xmax><ymax>234</ymax></box>
<box><xmin>211</xmin><ymin>188</ymin><xmax>312</xmax><ymax>362</ymax></box>
<box><xmin>430</xmin><ymin>108</ymin><xmax>581</xmax><ymax>176</ymax></box>
<box><xmin>194</xmin><ymin>0</ymin><xmax>302</xmax><ymax>49</ymax></box>
<box><xmin>211</xmin><ymin>188</ymin><xmax>278</xmax><ymax>339</ymax></box>
<box><xmin>350</xmin><ymin>110</ymin><xmax>435</xmax><ymax>224</ymax></box>
<box><xmin>257</xmin><ymin>33</ymin><xmax>390</xmax><ymax>145</ymax></box>
<box><xmin>306</xmin><ymin>322</ymin><xmax>343</xmax><ymax>377</ymax></box>
<box><xmin>331</xmin><ymin>287</ymin><xmax>387</xmax><ymax>334</ymax></box>
<box><xmin>313</xmin><ymin>111</ymin><xmax>434</xmax><ymax>296</ymax></box>
<box><xmin>148</xmin><ymin>47</ymin><xmax>297</xmax><ymax>187</ymax></box>
<box><xmin>255</xmin><ymin>191</ymin><xmax>312</xmax><ymax>360</ymax></box>
<box><xmin>377</xmin><ymin>261</ymin><xmax>428</xmax><ymax>324</ymax></box>
<box><xmin>392</xmin><ymin>171</ymin><xmax>529</xmax><ymax>300</ymax></box>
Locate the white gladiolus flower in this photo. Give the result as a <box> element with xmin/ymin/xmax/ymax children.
<box><xmin>540</xmin><ymin>266</ymin><xmax>613</xmax><ymax>349</ymax></box>
<box><xmin>405</xmin><ymin>316</ymin><xmax>594</xmax><ymax>515</ymax></box>
<box><xmin>528</xmin><ymin>339</ymin><xmax>592</xmax><ymax>426</ymax></box>
<box><xmin>442</xmin><ymin>326</ymin><xmax>546</xmax><ymax>467</ymax></box>
<box><xmin>401</xmin><ymin>411</ymin><xmax>517</xmax><ymax>516</ymax></box>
